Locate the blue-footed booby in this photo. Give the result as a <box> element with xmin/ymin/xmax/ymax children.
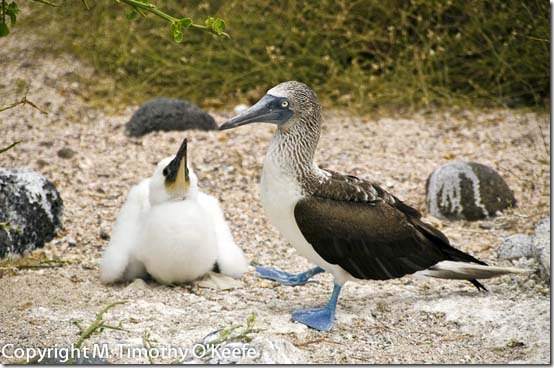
<box><xmin>219</xmin><ymin>81</ymin><xmax>526</xmax><ymax>331</ymax></box>
<box><xmin>100</xmin><ymin>138</ymin><xmax>248</xmax><ymax>285</ymax></box>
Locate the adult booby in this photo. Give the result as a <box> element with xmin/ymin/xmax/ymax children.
<box><xmin>219</xmin><ymin>81</ymin><xmax>525</xmax><ymax>331</ymax></box>
<box><xmin>100</xmin><ymin>138</ymin><xmax>248</xmax><ymax>285</ymax></box>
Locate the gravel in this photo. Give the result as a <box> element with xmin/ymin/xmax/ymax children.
<box><xmin>0</xmin><ymin>31</ymin><xmax>550</xmax><ymax>364</ymax></box>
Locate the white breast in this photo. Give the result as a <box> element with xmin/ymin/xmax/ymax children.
<box><xmin>135</xmin><ymin>199</ymin><xmax>218</xmax><ymax>284</ymax></box>
<box><xmin>260</xmin><ymin>154</ymin><xmax>354</xmax><ymax>285</ymax></box>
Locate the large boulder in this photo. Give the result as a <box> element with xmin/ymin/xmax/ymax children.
<box><xmin>426</xmin><ymin>161</ymin><xmax>516</xmax><ymax>221</ymax></box>
<box><xmin>125</xmin><ymin>98</ymin><xmax>217</xmax><ymax>137</ymax></box>
<box><xmin>0</xmin><ymin>168</ymin><xmax>63</xmax><ymax>257</ymax></box>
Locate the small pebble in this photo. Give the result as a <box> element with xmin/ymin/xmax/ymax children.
<box><xmin>57</xmin><ymin>147</ymin><xmax>77</xmax><ymax>159</ymax></box>
<box><xmin>99</xmin><ymin>230</ymin><xmax>110</xmax><ymax>240</ymax></box>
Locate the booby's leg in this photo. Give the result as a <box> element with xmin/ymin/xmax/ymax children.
<box><xmin>291</xmin><ymin>283</ymin><xmax>341</xmax><ymax>332</ymax></box>
<box><xmin>255</xmin><ymin>266</ymin><xmax>324</xmax><ymax>286</ymax></box>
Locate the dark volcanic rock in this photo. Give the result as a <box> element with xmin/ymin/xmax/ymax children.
<box><xmin>426</xmin><ymin>161</ymin><xmax>516</xmax><ymax>221</ymax></box>
<box><xmin>0</xmin><ymin>168</ymin><xmax>63</xmax><ymax>257</ymax></box>
<box><xmin>126</xmin><ymin>98</ymin><xmax>217</xmax><ymax>137</ymax></box>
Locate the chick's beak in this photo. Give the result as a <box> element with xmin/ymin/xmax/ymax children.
<box><xmin>164</xmin><ymin>138</ymin><xmax>189</xmax><ymax>190</ymax></box>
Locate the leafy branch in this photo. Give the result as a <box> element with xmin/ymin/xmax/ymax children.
<box><xmin>119</xmin><ymin>0</ymin><xmax>229</xmax><ymax>41</ymax></box>
<box><xmin>1</xmin><ymin>0</ymin><xmax>229</xmax><ymax>41</ymax></box>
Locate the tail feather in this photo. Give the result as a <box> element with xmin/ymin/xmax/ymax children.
<box><xmin>421</xmin><ymin>260</ymin><xmax>529</xmax><ymax>279</ymax></box>
<box><xmin>410</xmin><ymin>218</ymin><xmax>528</xmax><ymax>291</ymax></box>
<box><xmin>416</xmin><ymin>261</ymin><xmax>530</xmax><ymax>291</ymax></box>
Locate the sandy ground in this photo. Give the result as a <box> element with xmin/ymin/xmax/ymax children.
<box><xmin>0</xmin><ymin>32</ymin><xmax>550</xmax><ymax>364</ymax></box>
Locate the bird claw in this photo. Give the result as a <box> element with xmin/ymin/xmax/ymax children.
<box><xmin>291</xmin><ymin>306</ymin><xmax>335</xmax><ymax>332</ymax></box>
<box><xmin>255</xmin><ymin>266</ymin><xmax>318</xmax><ymax>286</ymax></box>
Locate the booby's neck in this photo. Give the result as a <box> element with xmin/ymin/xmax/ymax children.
<box><xmin>266</xmin><ymin>112</ymin><xmax>324</xmax><ymax>193</ymax></box>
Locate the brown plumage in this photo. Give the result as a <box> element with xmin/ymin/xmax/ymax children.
<box><xmin>296</xmin><ymin>168</ymin><xmax>488</xmax><ymax>290</ymax></box>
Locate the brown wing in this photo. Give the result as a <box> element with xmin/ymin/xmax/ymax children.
<box><xmin>294</xmin><ymin>170</ymin><xmax>485</xmax><ymax>281</ymax></box>
<box><xmin>320</xmin><ymin>169</ymin><xmax>415</xmax><ymax>208</ymax></box>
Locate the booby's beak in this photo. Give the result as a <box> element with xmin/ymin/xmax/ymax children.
<box><xmin>163</xmin><ymin>138</ymin><xmax>190</xmax><ymax>192</ymax></box>
<box><xmin>219</xmin><ymin>94</ymin><xmax>293</xmax><ymax>130</ymax></box>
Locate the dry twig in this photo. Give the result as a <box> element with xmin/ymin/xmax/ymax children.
<box><xmin>0</xmin><ymin>87</ymin><xmax>47</xmax><ymax>114</ymax></box>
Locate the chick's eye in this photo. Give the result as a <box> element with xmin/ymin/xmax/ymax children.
<box><xmin>163</xmin><ymin>168</ymin><xmax>168</xmax><ymax>176</ymax></box>
<box><xmin>281</xmin><ymin>100</ymin><xmax>289</xmax><ymax>108</ymax></box>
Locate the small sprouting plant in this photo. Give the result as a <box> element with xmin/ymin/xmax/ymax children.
<box><xmin>68</xmin><ymin>301</ymin><xmax>129</xmax><ymax>364</ymax></box>
<box><xmin>192</xmin><ymin>312</ymin><xmax>262</xmax><ymax>359</ymax></box>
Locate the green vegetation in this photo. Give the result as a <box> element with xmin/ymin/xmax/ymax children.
<box><xmin>1</xmin><ymin>0</ymin><xmax>228</xmax><ymax>40</ymax></box>
<box><xmin>19</xmin><ymin>0</ymin><xmax>549</xmax><ymax>112</ymax></box>
<box><xmin>192</xmin><ymin>312</ymin><xmax>261</xmax><ymax>361</ymax></box>
<box><xmin>69</xmin><ymin>301</ymin><xmax>128</xmax><ymax>364</ymax></box>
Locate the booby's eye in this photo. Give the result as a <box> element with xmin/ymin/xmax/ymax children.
<box><xmin>281</xmin><ymin>100</ymin><xmax>289</xmax><ymax>108</ymax></box>
<box><xmin>162</xmin><ymin>168</ymin><xmax>168</xmax><ymax>177</ymax></box>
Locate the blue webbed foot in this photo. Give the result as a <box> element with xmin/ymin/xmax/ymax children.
<box><xmin>291</xmin><ymin>283</ymin><xmax>342</xmax><ymax>332</ymax></box>
<box><xmin>292</xmin><ymin>306</ymin><xmax>335</xmax><ymax>331</ymax></box>
<box><xmin>255</xmin><ymin>266</ymin><xmax>324</xmax><ymax>286</ymax></box>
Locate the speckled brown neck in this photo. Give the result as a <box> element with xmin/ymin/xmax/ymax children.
<box><xmin>267</xmin><ymin>108</ymin><xmax>325</xmax><ymax>195</ymax></box>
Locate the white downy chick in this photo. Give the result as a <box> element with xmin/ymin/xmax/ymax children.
<box><xmin>100</xmin><ymin>138</ymin><xmax>248</xmax><ymax>284</ymax></box>
<box><xmin>99</xmin><ymin>178</ymin><xmax>149</xmax><ymax>284</ymax></box>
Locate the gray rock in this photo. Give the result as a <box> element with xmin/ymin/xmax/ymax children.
<box><xmin>246</xmin><ymin>336</ymin><xmax>306</xmax><ymax>364</ymax></box>
<box><xmin>126</xmin><ymin>98</ymin><xmax>217</xmax><ymax>137</ymax></box>
<box><xmin>497</xmin><ymin>234</ymin><xmax>534</xmax><ymax>260</ymax></box>
<box><xmin>57</xmin><ymin>147</ymin><xmax>76</xmax><ymax>159</ymax></box>
<box><xmin>426</xmin><ymin>161</ymin><xmax>516</xmax><ymax>221</ymax></box>
<box><xmin>532</xmin><ymin>217</ymin><xmax>550</xmax><ymax>282</ymax></box>
<box><xmin>184</xmin><ymin>330</ymin><xmax>305</xmax><ymax>364</ymax></box>
<box><xmin>0</xmin><ymin>168</ymin><xmax>63</xmax><ymax>257</ymax></box>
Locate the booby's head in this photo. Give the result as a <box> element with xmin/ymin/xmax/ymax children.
<box><xmin>219</xmin><ymin>81</ymin><xmax>321</xmax><ymax>132</ymax></box>
<box><xmin>149</xmin><ymin>138</ymin><xmax>198</xmax><ymax>205</ymax></box>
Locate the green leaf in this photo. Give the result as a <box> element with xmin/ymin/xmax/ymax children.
<box><xmin>170</xmin><ymin>22</ymin><xmax>183</xmax><ymax>43</ymax></box>
<box><xmin>0</xmin><ymin>22</ymin><xmax>9</xmax><ymax>37</ymax></box>
<box><xmin>205</xmin><ymin>16</ymin><xmax>226</xmax><ymax>36</ymax></box>
<box><xmin>177</xmin><ymin>17</ymin><xmax>192</xmax><ymax>28</ymax></box>
<box><xmin>7</xmin><ymin>2</ymin><xmax>19</xmax><ymax>25</ymax></box>
<box><xmin>170</xmin><ymin>18</ymin><xmax>191</xmax><ymax>42</ymax></box>
<box><xmin>126</xmin><ymin>9</ymin><xmax>138</xmax><ymax>20</ymax></box>
<box><xmin>247</xmin><ymin>312</ymin><xmax>255</xmax><ymax>327</ymax></box>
